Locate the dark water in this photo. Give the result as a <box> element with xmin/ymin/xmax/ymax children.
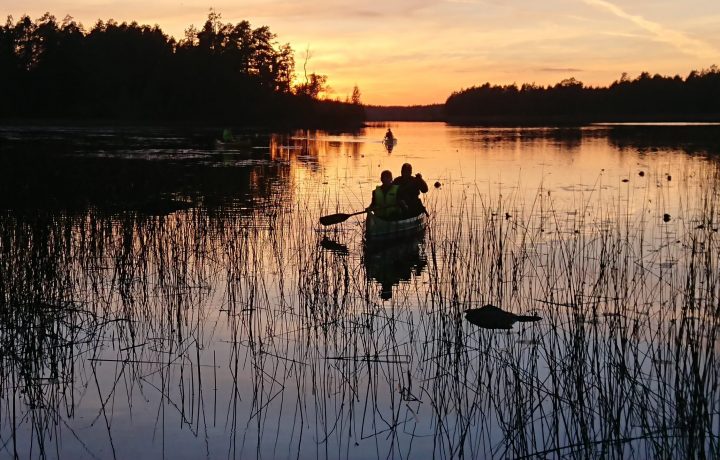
<box><xmin>1</xmin><ymin>122</ymin><xmax>719</xmax><ymax>459</ymax></box>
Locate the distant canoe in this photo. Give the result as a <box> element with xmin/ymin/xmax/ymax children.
<box><xmin>365</xmin><ymin>211</ymin><xmax>426</xmax><ymax>243</ymax></box>
<box><xmin>383</xmin><ymin>137</ymin><xmax>397</xmax><ymax>147</ymax></box>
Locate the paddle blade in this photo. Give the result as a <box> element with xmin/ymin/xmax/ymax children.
<box><xmin>319</xmin><ymin>213</ymin><xmax>351</xmax><ymax>226</ymax></box>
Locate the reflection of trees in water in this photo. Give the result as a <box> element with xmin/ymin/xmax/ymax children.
<box><xmin>269</xmin><ymin>128</ymin><xmax>366</xmax><ymax>168</ymax></box>
<box><xmin>449</xmin><ymin>127</ymin><xmax>593</xmax><ymax>153</ymax></box>
<box><xmin>607</xmin><ymin>125</ymin><xmax>720</xmax><ymax>156</ymax></box>
<box><xmin>0</xmin><ymin>127</ymin><xmax>291</xmax><ymax>215</ymax></box>
<box><xmin>1</xmin><ymin>160</ymin><xmax>720</xmax><ymax>458</ymax></box>
<box><xmin>450</xmin><ymin>125</ymin><xmax>720</xmax><ymax>162</ymax></box>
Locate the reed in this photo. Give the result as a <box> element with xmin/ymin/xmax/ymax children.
<box><xmin>1</xmin><ymin>130</ymin><xmax>719</xmax><ymax>459</ymax></box>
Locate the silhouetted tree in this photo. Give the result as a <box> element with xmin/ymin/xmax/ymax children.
<box><xmin>445</xmin><ymin>68</ymin><xmax>720</xmax><ymax>124</ymax></box>
<box><xmin>365</xmin><ymin>104</ymin><xmax>444</xmax><ymax>122</ymax></box>
<box><xmin>351</xmin><ymin>85</ymin><xmax>361</xmax><ymax>105</ymax></box>
<box><xmin>0</xmin><ymin>11</ymin><xmax>364</xmax><ymax>127</ymax></box>
<box><xmin>295</xmin><ymin>73</ymin><xmax>328</xmax><ymax>99</ymax></box>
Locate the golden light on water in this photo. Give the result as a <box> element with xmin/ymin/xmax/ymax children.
<box><xmin>2</xmin><ymin>123</ymin><xmax>720</xmax><ymax>457</ymax></box>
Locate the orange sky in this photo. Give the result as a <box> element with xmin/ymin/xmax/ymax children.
<box><xmin>6</xmin><ymin>0</ymin><xmax>720</xmax><ymax>105</ymax></box>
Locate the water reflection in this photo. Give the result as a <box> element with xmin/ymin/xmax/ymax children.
<box><xmin>447</xmin><ymin>126</ymin><xmax>589</xmax><ymax>153</ymax></box>
<box><xmin>1</xmin><ymin>123</ymin><xmax>719</xmax><ymax>458</ymax></box>
<box><xmin>606</xmin><ymin>124</ymin><xmax>720</xmax><ymax>155</ymax></box>
<box><xmin>384</xmin><ymin>137</ymin><xmax>397</xmax><ymax>154</ymax></box>
<box><xmin>363</xmin><ymin>233</ymin><xmax>427</xmax><ymax>300</ymax></box>
<box><xmin>0</xmin><ymin>126</ymin><xmax>289</xmax><ymax>214</ymax></box>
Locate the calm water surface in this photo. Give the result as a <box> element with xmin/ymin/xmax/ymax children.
<box><xmin>1</xmin><ymin>122</ymin><xmax>719</xmax><ymax>459</ymax></box>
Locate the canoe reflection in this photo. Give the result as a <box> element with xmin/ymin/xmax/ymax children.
<box><xmin>363</xmin><ymin>233</ymin><xmax>427</xmax><ymax>300</ymax></box>
<box><xmin>383</xmin><ymin>137</ymin><xmax>397</xmax><ymax>154</ymax></box>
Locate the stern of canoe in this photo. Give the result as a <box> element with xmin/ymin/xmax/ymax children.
<box><xmin>365</xmin><ymin>212</ymin><xmax>426</xmax><ymax>243</ymax></box>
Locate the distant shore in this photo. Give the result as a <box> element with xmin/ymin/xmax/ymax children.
<box><xmin>0</xmin><ymin>115</ymin><xmax>366</xmax><ymax>131</ymax></box>
<box><xmin>4</xmin><ymin>111</ymin><xmax>720</xmax><ymax>130</ymax></box>
<box><xmin>443</xmin><ymin>113</ymin><xmax>720</xmax><ymax>127</ymax></box>
<box><xmin>364</xmin><ymin>109</ymin><xmax>720</xmax><ymax>126</ymax></box>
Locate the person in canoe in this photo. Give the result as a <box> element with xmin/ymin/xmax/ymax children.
<box><xmin>367</xmin><ymin>170</ymin><xmax>405</xmax><ymax>219</ymax></box>
<box><xmin>384</xmin><ymin>128</ymin><xmax>394</xmax><ymax>142</ymax></box>
<box><xmin>392</xmin><ymin>163</ymin><xmax>428</xmax><ymax>217</ymax></box>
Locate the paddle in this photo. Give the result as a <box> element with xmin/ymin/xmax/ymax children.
<box><xmin>319</xmin><ymin>210</ymin><xmax>367</xmax><ymax>226</ymax></box>
<box><xmin>320</xmin><ymin>198</ymin><xmax>424</xmax><ymax>226</ymax></box>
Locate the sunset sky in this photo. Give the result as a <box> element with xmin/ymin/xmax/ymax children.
<box><xmin>6</xmin><ymin>0</ymin><xmax>720</xmax><ymax>105</ymax></box>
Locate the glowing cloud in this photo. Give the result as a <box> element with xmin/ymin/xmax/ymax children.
<box><xmin>583</xmin><ymin>0</ymin><xmax>719</xmax><ymax>60</ymax></box>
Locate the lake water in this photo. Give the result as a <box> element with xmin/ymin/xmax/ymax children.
<box><xmin>1</xmin><ymin>122</ymin><xmax>719</xmax><ymax>459</ymax></box>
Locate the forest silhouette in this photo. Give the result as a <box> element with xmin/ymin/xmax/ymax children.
<box><xmin>445</xmin><ymin>69</ymin><xmax>720</xmax><ymax>124</ymax></box>
<box><xmin>3</xmin><ymin>12</ymin><xmax>719</xmax><ymax>126</ymax></box>
<box><xmin>0</xmin><ymin>12</ymin><xmax>364</xmax><ymax>127</ymax></box>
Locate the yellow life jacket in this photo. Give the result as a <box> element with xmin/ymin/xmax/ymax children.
<box><xmin>373</xmin><ymin>185</ymin><xmax>400</xmax><ymax>219</ymax></box>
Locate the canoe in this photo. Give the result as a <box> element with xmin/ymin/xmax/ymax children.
<box><xmin>365</xmin><ymin>211</ymin><xmax>426</xmax><ymax>243</ymax></box>
<box><xmin>383</xmin><ymin>137</ymin><xmax>397</xmax><ymax>147</ymax></box>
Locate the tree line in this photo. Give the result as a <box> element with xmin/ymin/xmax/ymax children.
<box><xmin>445</xmin><ymin>68</ymin><xmax>720</xmax><ymax>124</ymax></box>
<box><xmin>0</xmin><ymin>12</ymin><xmax>364</xmax><ymax>127</ymax></box>
<box><xmin>364</xmin><ymin>104</ymin><xmax>445</xmax><ymax>122</ymax></box>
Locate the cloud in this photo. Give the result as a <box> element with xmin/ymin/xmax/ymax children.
<box><xmin>539</xmin><ymin>67</ymin><xmax>583</xmax><ymax>72</ymax></box>
<box><xmin>217</xmin><ymin>0</ymin><xmax>441</xmax><ymax>21</ymax></box>
<box><xmin>583</xmin><ymin>0</ymin><xmax>719</xmax><ymax>60</ymax></box>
